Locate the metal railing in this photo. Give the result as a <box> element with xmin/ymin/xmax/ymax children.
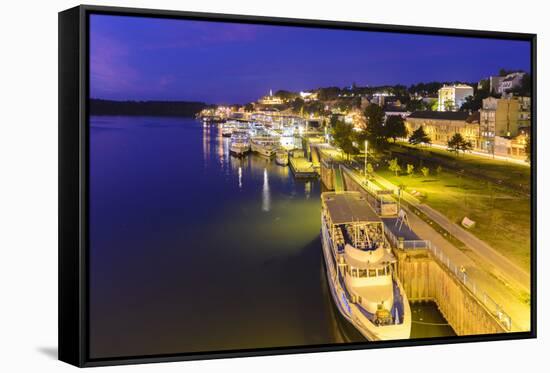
<box><xmin>428</xmin><ymin>243</ymin><xmax>513</xmax><ymax>331</ymax></box>
<box><xmin>384</xmin><ymin>224</ymin><xmax>430</xmax><ymax>250</ymax></box>
<box><xmin>386</xmin><ymin>225</ymin><xmax>513</xmax><ymax>331</ymax></box>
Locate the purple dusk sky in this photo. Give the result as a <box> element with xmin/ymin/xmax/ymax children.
<box><xmin>90</xmin><ymin>14</ymin><xmax>531</xmax><ymax>104</ymax></box>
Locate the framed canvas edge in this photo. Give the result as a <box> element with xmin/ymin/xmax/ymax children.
<box><xmin>58</xmin><ymin>4</ymin><xmax>538</xmax><ymax>368</ymax></box>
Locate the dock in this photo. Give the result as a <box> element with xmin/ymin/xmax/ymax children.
<box><xmin>289</xmin><ymin>155</ymin><xmax>317</xmax><ymax>178</ymax></box>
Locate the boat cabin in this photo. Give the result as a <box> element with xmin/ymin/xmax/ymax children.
<box><xmin>322</xmin><ymin>192</ymin><xmax>388</xmax><ymax>253</ymax></box>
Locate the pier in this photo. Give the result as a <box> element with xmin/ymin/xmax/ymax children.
<box><xmin>289</xmin><ymin>151</ymin><xmax>318</xmax><ymax>178</ymax></box>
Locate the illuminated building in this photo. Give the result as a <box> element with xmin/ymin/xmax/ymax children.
<box><xmin>437</xmin><ymin>84</ymin><xmax>474</xmax><ymax>111</ymax></box>
<box><xmin>258</xmin><ymin>89</ymin><xmax>284</xmax><ymax>105</ymax></box>
<box><xmin>405</xmin><ymin>111</ymin><xmax>481</xmax><ymax>149</ymax></box>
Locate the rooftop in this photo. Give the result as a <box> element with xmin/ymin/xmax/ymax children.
<box><xmin>407</xmin><ymin>111</ymin><xmax>470</xmax><ymax>121</ymax></box>
<box><xmin>439</xmin><ymin>84</ymin><xmax>474</xmax><ymax>90</ymax></box>
<box><xmin>322</xmin><ymin>192</ymin><xmax>381</xmax><ymax>225</ymax></box>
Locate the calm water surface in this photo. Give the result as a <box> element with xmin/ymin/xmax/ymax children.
<box><xmin>89</xmin><ymin>116</ymin><xmax>453</xmax><ymax>359</ymax></box>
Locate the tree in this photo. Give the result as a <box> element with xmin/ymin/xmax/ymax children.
<box><xmin>507</xmin><ymin>73</ymin><xmax>531</xmax><ymax>97</ymax></box>
<box><xmin>274</xmin><ymin>90</ymin><xmax>297</xmax><ymax>100</ymax></box>
<box><xmin>460</xmin><ymin>83</ymin><xmax>490</xmax><ymax>112</ymax></box>
<box><xmin>361</xmin><ymin>104</ymin><xmax>389</xmax><ymax>151</ymax></box>
<box><xmin>444</xmin><ymin>99</ymin><xmax>454</xmax><ymax>111</ymax></box>
<box><xmin>388</xmin><ymin>158</ymin><xmax>401</xmax><ymax>176</ymax></box>
<box><xmin>447</xmin><ymin>133</ymin><xmax>473</xmax><ymax>156</ymax></box>
<box><xmin>436</xmin><ymin>165</ymin><xmax>443</xmax><ymax>175</ymax></box>
<box><xmin>385</xmin><ymin>115</ymin><xmax>408</xmax><ymax>142</ymax></box>
<box><xmin>421</xmin><ymin>167</ymin><xmax>430</xmax><ymax>177</ymax></box>
<box><xmin>499</xmin><ymin>68</ymin><xmax>518</xmax><ymax>77</ymax></box>
<box><xmin>291</xmin><ymin>97</ymin><xmax>304</xmax><ymax>113</ymax></box>
<box><xmin>366</xmin><ymin>163</ymin><xmax>374</xmax><ymax>177</ymax></box>
<box><xmin>304</xmin><ymin>101</ymin><xmax>324</xmax><ymax>116</ymax></box>
<box><xmin>331</xmin><ymin>119</ymin><xmax>358</xmax><ymax>160</ymax></box>
<box><xmin>244</xmin><ymin>103</ymin><xmax>254</xmax><ymax>112</ymax></box>
<box><xmin>318</xmin><ymin>87</ymin><xmax>341</xmax><ymax>101</ymax></box>
<box><xmin>409</xmin><ymin>126</ymin><xmax>431</xmax><ymax>146</ymax></box>
<box><xmin>406</xmin><ymin>164</ymin><xmax>415</xmax><ymax>176</ymax></box>
<box><xmin>406</xmin><ymin>99</ymin><xmax>423</xmax><ymax>112</ymax></box>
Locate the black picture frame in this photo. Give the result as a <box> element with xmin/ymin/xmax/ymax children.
<box><xmin>59</xmin><ymin>4</ymin><xmax>537</xmax><ymax>367</ymax></box>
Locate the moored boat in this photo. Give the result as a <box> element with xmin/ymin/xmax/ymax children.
<box><xmin>221</xmin><ymin>122</ymin><xmax>235</xmax><ymax>137</ymax></box>
<box><xmin>320</xmin><ymin>191</ymin><xmax>411</xmax><ymax>341</ymax></box>
<box><xmin>275</xmin><ymin>149</ymin><xmax>289</xmax><ymax>166</ymax></box>
<box><xmin>250</xmin><ymin>136</ymin><xmax>279</xmax><ymax>158</ymax></box>
<box><xmin>229</xmin><ymin>130</ymin><xmax>250</xmax><ymax>157</ymax></box>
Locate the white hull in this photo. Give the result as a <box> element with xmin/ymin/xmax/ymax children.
<box><xmin>230</xmin><ymin>143</ymin><xmax>250</xmax><ymax>156</ymax></box>
<box><xmin>275</xmin><ymin>152</ymin><xmax>289</xmax><ymax>166</ymax></box>
<box><xmin>251</xmin><ymin>141</ymin><xmax>276</xmax><ymax>158</ymax></box>
<box><xmin>321</xmin><ymin>215</ymin><xmax>411</xmax><ymax>341</ymax></box>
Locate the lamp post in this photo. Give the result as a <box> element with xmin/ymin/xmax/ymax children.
<box><xmin>364</xmin><ymin>140</ymin><xmax>368</xmax><ymax>185</ymax></box>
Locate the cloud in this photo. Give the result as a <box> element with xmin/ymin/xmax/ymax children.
<box><xmin>90</xmin><ymin>32</ymin><xmax>141</xmax><ymax>97</ymax></box>
<box><xmin>141</xmin><ymin>21</ymin><xmax>262</xmax><ymax>51</ymax></box>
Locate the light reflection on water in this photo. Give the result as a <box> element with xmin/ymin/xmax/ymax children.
<box><xmin>238</xmin><ymin>166</ymin><xmax>242</xmax><ymax>189</ymax></box>
<box><xmin>262</xmin><ymin>168</ymin><xmax>270</xmax><ymax>211</ymax></box>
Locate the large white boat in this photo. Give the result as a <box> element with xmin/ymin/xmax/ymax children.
<box><xmin>320</xmin><ymin>192</ymin><xmax>411</xmax><ymax>341</ymax></box>
<box><xmin>229</xmin><ymin>131</ymin><xmax>250</xmax><ymax>157</ymax></box>
<box><xmin>275</xmin><ymin>149</ymin><xmax>289</xmax><ymax>166</ymax></box>
<box><xmin>250</xmin><ymin>136</ymin><xmax>279</xmax><ymax>158</ymax></box>
<box><xmin>221</xmin><ymin>122</ymin><xmax>236</xmax><ymax>137</ymax></box>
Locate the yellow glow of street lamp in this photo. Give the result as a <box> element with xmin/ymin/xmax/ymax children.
<box><xmin>364</xmin><ymin>140</ymin><xmax>368</xmax><ymax>183</ymax></box>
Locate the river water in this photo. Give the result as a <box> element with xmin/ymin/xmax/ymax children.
<box><xmin>88</xmin><ymin>116</ymin><xmax>454</xmax><ymax>359</ymax></box>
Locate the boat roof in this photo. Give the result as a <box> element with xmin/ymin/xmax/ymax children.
<box><xmin>322</xmin><ymin>192</ymin><xmax>381</xmax><ymax>225</ymax></box>
<box><xmin>344</xmin><ymin>244</ymin><xmax>395</xmax><ymax>268</ymax></box>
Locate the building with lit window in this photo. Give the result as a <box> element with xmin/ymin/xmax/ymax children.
<box><xmin>479</xmin><ymin>97</ymin><xmax>520</xmax><ymax>153</ymax></box>
<box><xmin>498</xmin><ymin>72</ymin><xmax>526</xmax><ymax>94</ymax></box>
<box><xmin>405</xmin><ymin>111</ymin><xmax>480</xmax><ymax>149</ymax></box>
<box><xmin>516</xmin><ymin>96</ymin><xmax>531</xmax><ymax>128</ymax></box>
<box><xmin>437</xmin><ymin>84</ymin><xmax>474</xmax><ymax>111</ymax></box>
<box><xmin>480</xmin><ymin>71</ymin><xmax>526</xmax><ymax>94</ymax></box>
<box><xmin>494</xmin><ymin>133</ymin><xmax>529</xmax><ymax>159</ymax></box>
<box><xmin>299</xmin><ymin>91</ymin><xmax>318</xmax><ymax>102</ymax></box>
<box><xmin>258</xmin><ymin>89</ymin><xmax>284</xmax><ymax>105</ymax></box>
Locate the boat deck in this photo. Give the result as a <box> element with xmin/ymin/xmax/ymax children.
<box><xmin>289</xmin><ymin>156</ymin><xmax>317</xmax><ymax>178</ymax></box>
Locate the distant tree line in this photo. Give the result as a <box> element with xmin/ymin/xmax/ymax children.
<box><xmin>89</xmin><ymin>99</ymin><xmax>209</xmax><ymax>117</ymax></box>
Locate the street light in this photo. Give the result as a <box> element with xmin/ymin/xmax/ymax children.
<box><xmin>364</xmin><ymin>140</ymin><xmax>368</xmax><ymax>185</ymax></box>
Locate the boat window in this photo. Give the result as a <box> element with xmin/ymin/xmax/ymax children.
<box><xmin>377</xmin><ymin>268</ymin><xmax>385</xmax><ymax>276</ymax></box>
<box><xmin>369</xmin><ymin>269</ymin><xmax>377</xmax><ymax>277</ymax></box>
<box><xmin>351</xmin><ymin>268</ymin><xmax>358</xmax><ymax>277</ymax></box>
<box><xmin>358</xmin><ymin>269</ymin><xmax>367</xmax><ymax>278</ymax></box>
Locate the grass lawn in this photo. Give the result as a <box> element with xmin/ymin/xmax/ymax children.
<box><xmin>377</xmin><ymin>168</ymin><xmax>531</xmax><ymax>271</ymax></box>
<box><xmin>390</xmin><ymin>143</ymin><xmax>531</xmax><ymax>194</ymax></box>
